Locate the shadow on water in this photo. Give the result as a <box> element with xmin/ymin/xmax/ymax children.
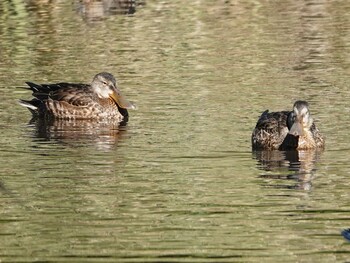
<box><xmin>253</xmin><ymin>149</ymin><xmax>323</xmax><ymax>190</ymax></box>
<box><xmin>27</xmin><ymin>117</ymin><xmax>128</xmax><ymax>151</ymax></box>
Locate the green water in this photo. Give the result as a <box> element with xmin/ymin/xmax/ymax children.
<box><xmin>0</xmin><ymin>0</ymin><xmax>350</xmax><ymax>262</ymax></box>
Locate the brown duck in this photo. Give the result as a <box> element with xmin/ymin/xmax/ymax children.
<box><xmin>19</xmin><ymin>72</ymin><xmax>135</xmax><ymax>122</ymax></box>
<box><xmin>252</xmin><ymin>101</ymin><xmax>325</xmax><ymax>150</ymax></box>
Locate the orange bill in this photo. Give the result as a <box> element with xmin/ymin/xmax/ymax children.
<box><xmin>110</xmin><ymin>89</ymin><xmax>136</xmax><ymax>110</ymax></box>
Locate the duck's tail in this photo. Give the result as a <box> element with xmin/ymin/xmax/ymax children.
<box><xmin>18</xmin><ymin>99</ymin><xmax>40</xmax><ymax>116</ymax></box>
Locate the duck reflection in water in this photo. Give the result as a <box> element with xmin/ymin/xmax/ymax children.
<box><xmin>252</xmin><ymin>101</ymin><xmax>324</xmax><ymax>190</ymax></box>
<box><xmin>75</xmin><ymin>0</ymin><xmax>142</xmax><ymax>20</ymax></box>
<box><xmin>28</xmin><ymin>118</ymin><xmax>128</xmax><ymax>151</ymax></box>
<box><xmin>253</xmin><ymin>149</ymin><xmax>323</xmax><ymax>190</ymax></box>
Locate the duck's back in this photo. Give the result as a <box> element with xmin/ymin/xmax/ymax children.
<box><xmin>252</xmin><ymin>110</ymin><xmax>290</xmax><ymax>150</ymax></box>
<box><xmin>26</xmin><ymin>82</ymin><xmax>91</xmax><ymax>101</ymax></box>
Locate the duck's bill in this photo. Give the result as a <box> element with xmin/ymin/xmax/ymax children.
<box><xmin>288</xmin><ymin>121</ymin><xmax>303</xmax><ymax>137</ymax></box>
<box><xmin>110</xmin><ymin>90</ymin><xmax>136</xmax><ymax>110</ymax></box>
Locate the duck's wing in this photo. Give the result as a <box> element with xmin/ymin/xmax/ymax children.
<box><xmin>26</xmin><ymin>82</ymin><xmax>94</xmax><ymax>107</ymax></box>
<box><xmin>255</xmin><ymin>111</ymin><xmax>290</xmax><ymax>130</ymax></box>
<box><xmin>252</xmin><ymin>110</ymin><xmax>291</xmax><ymax>150</ymax></box>
<box><xmin>25</xmin><ymin>82</ymin><xmax>62</xmax><ymax>100</ymax></box>
<box><xmin>256</xmin><ymin>110</ymin><xmax>270</xmax><ymax>124</ymax></box>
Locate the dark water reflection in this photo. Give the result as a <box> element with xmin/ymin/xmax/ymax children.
<box><xmin>28</xmin><ymin>118</ymin><xmax>128</xmax><ymax>150</ymax></box>
<box><xmin>253</xmin><ymin>150</ymin><xmax>323</xmax><ymax>191</ymax></box>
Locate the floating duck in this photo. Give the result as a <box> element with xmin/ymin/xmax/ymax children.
<box><xmin>252</xmin><ymin>101</ymin><xmax>324</xmax><ymax>150</ymax></box>
<box><xmin>19</xmin><ymin>72</ymin><xmax>135</xmax><ymax>122</ymax></box>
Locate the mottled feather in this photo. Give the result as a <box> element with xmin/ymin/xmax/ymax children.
<box><xmin>19</xmin><ymin>73</ymin><xmax>133</xmax><ymax>122</ymax></box>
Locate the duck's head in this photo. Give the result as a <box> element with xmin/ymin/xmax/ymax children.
<box><xmin>287</xmin><ymin>100</ymin><xmax>313</xmax><ymax>137</ymax></box>
<box><xmin>91</xmin><ymin>72</ymin><xmax>135</xmax><ymax>109</ymax></box>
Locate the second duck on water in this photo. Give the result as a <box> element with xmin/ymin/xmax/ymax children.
<box><xmin>19</xmin><ymin>72</ymin><xmax>135</xmax><ymax>122</ymax></box>
<box><xmin>252</xmin><ymin>101</ymin><xmax>325</xmax><ymax>150</ymax></box>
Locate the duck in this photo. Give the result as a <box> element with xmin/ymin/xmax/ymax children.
<box><xmin>252</xmin><ymin>100</ymin><xmax>324</xmax><ymax>150</ymax></box>
<box><xmin>19</xmin><ymin>72</ymin><xmax>135</xmax><ymax>122</ymax></box>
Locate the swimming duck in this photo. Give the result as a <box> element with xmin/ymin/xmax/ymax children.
<box><xmin>19</xmin><ymin>72</ymin><xmax>135</xmax><ymax>122</ymax></box>
<box><xmin>252</xmin><ymin>101</ymin><xmax>324</xmax><ymax>150</ymax></box>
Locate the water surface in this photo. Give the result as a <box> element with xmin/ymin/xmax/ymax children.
<box><xmin>1</xmin><ymin>0</ymin><xmax>350</xmax><ymax>262</ymax></box>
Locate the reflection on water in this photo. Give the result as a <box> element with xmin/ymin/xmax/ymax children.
<box><xmin>28</xmin><ymin>118</ymin><xmax>127</xmax><ymax>151</ymax></box>
<box><xmin>75</xmin><ymin>0</ymin><xmax>144</xmax><ymax>20</ymax></box>
<box><xmin>253</xmin><ymin>149</ymin><xmax>323</xmax><ymax>190</ymax></box>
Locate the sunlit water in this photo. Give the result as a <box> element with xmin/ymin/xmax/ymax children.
<box><xmin>1</xmin><ymin>0</ymin><xmax>350</xmax><ymax>262</ymax></box>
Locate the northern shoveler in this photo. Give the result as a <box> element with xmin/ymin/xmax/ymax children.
<box><xmin>19</xmin><ymin>72</ymin><xmax>135</xmax><ymax>122</ymax></box>
<box><xmin>252</xmin><ymin>101</ymin><xmax>324</xmax><ymax>150</ymax></box>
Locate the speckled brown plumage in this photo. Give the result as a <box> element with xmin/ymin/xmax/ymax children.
<box><xmin>19</xmin><ymin>72</ymin><xmax>134</xmax><ymax>122</ymax></box>
<box><xmin>252</xmin><ymin>110</ymin><xmax>290</xmax><ymax>150</ymax></box>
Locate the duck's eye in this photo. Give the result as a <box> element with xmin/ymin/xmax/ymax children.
<box><xmin>102</xmin><ymin>81</ymin><xmax>107</xmax><ymax>85</ymax></box>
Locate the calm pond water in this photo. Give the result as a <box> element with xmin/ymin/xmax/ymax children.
<box><xmin>1</xmin><ymin>0</ymin><xmax>350</xmax><ymax>262</ymax></box>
